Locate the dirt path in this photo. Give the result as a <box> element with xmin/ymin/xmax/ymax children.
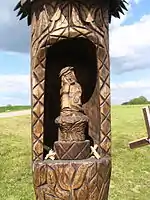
<box><xmin>0</xmin><ymin>110</ymin><xmax>31</xmax><ymax>118</ymax></box>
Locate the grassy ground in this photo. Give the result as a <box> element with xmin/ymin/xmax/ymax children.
<box><xmin>0</xmin><ymin>105</ymin><xmax>31</xmax><ymax>113</ymax></box>
<box><xmin>0</xmin><ymin>105</ymin><xmax>150</xmax><ymax>199</ymax></box>
<box><xmin>0</xmin><ymin>115</ymin><xmax>34</xmax><ymax>200</ymax></box>
<box><xmin>110</xmin><ymin>105</ymin><xmax>150</xmax><ymax>200</ymax></box>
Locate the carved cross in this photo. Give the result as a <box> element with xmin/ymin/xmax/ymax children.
<box><xmin>129</xmin><ymin>106</ymin><xmax>150</xmax><ymax>149</ymax></box>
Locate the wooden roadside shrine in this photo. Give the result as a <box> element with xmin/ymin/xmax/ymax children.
<box><xmin>129</xmin><ymin>106</ymin><xmax>150</xmax><ymax>149</ymax></box>
<box><xmin>14</xmin><ymin>0</ymin><xmax>128</xmax><ymax>199</ymax></box>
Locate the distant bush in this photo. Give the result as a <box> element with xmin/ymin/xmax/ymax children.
<box><xmin>0</xmin><ymin>105</ymin><xmax>31</xmax><ymax>113</ymax></box>
<box><xmin>122</xmin><ymin>102</ymin><xmax>129</xmax><ymax>105</ymax></box>
<box><xmin>122</xmin><ymin>96</ymin><xmax>150</xmax><ymax>105</ymax></box>
<box><xmin>6</xmin><ymin>104</ymin><xmax>12</xmax><ymax>107</ymax></box>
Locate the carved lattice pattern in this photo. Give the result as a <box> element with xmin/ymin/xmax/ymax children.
<box><xmin>31</xmin><ymin>1</ymin><xmax>111</xmax><ymax>161</ymax></box>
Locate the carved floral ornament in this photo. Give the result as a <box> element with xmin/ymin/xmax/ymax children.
<box><xmin>14</xmin><ymin>0</ymin><xmax>128</xmax><ymax>25</ymax></box>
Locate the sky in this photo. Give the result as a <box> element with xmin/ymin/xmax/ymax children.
<box><xmin>0</xmin><ymin>0</ymin><xmax>150</xmax><ymax>105</ymax></box>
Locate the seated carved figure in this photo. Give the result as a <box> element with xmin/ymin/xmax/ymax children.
<box><xmin>55</xmin><ymin>66</ymin><xmax>88</xmax><ymax>142</ymax></box>
<box><xmin>54</xmin><ymin>66</ymin><xmax>90</xmax><ymax>159</ymax></box>
<box><xmin>59</xmin><ymin>66</ymin><xmax>83</xmax><ymax>114</ymax></box>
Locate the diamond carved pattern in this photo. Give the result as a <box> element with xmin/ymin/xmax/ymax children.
<box><xmin>32</xmin><ymin>47</ymin><xmax>46</xmax><ymax>162</ymax></box>
<box><xmin>98</xmin><ymin>39</ymin><xmax>111</xmax><ymax>155</ymax></box>
<box><xmin>31</xmin><ymin>1</ymin><xmax>111</xmax><ymax>162</ymax></box>
<box><xmin>54</xmin><ymin>141</ymin><xmax>90</xmax><ymax>160</ymax></box>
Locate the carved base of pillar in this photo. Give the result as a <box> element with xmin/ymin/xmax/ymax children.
<box><xmin>54</xmin><ymin>140</ymin><xmax>90</xmax><ymax>160</ymax></box>
<box><xmin>34</xmin><ymin>157</ymin><xmax>111</xmax><ymax>200</ymax></box>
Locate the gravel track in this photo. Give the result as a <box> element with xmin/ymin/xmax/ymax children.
<box><xmin>0</xmin><ymin>110</ymin><xmax>30</xmax><ymax>118</ymax></box>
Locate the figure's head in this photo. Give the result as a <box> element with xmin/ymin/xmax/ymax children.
<box><xmin>59</xmin><ymin>66</ymin><xmax>76</xmax><ymax>84</ymax></box>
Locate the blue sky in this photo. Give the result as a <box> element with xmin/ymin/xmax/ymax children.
<box><xmin>0</xmin><ymin>0</ymin><xmax>150</xmax><ymax>105</ymax></box>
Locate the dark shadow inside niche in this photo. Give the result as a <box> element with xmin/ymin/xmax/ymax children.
<box><xmin>44</xmin><ymin>37</ymin><xmax>97</xmax><ymax>158</ymax></box>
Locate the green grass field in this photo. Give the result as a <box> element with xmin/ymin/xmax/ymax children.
<box><xmin>0</xmin><ymin>105</ymin><xmax>31</xmax><ymax>113</ymax></box>
<box><xmin>0</xmin><ymin>105</ymin><xmax>150</xmax><ymax>200</ymax></box>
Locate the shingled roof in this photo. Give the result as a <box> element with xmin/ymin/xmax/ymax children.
<box><xmin>14</xmin><ymin>0</ymin><xmax>128</xmax><ymax>25</ymax></box>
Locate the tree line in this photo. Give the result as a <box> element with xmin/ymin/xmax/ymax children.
<box><xmin>122</xmin><ymin>96</ymin><xmax>150</xmax><ymax>105</ymax></box>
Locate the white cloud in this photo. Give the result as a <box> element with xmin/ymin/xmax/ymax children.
<box><xmin>110</xmin><ymin>15</ymin><xmax>150</xmax><ymax>57</ymax></box>
<box><xmin>0</xmin><ymin>75</ymin><xmax>30</xmax><ymax>92</ymax></box>
<box><xmin>0</xmin><ymin>75</ymin><xmax>30</xmax><ymax>106</ymax></box>
<box><xmin>111</xmin><ymin>79</ymin><xmax>150</xmax><ymax>104</ymax></box>
<box><xmin>111</xmin><ymin>80</ymin><xmax>150</xmax><ymax>90</ymax></box>
<box><xmin>134</xmin><ymin>0</ymin><xmax>142</xmax><ymax>4</ymax></box>
<box><xmin>110</xmin><ymin>12</ymin><xmax>150</xmax><ymax>73</ymax></box>
<box><xmin>109</xmin><ymin>0</ymin><xmax>150</xmax><ymax>74</ymax></box>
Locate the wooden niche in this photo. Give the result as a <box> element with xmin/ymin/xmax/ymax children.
<box><xmin>14</xmin><ymin>0</ymin><xmax>128</xmax><ymax>199</ymax></box>
<box><xmin>44</xmin><ymin>38</ymin><xmax>98</xmax><ymax>158</ymax></box>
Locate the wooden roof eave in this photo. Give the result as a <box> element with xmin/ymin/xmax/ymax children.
<box><xmin>14</xmin><ymin>0</ymin><xmax>128</xmax><ymax>25</ymax></box>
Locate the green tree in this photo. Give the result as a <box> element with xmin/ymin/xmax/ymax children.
<box><xmin>122</xmin><ymin>96</ymin><xmax>149</xmax><ymax>105</ymax></box>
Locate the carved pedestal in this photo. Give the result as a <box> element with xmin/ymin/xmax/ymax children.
<box><xmin>55</xmin><ymin>112</ymin><xmax>88</xmax><ymax>141</ymax></box>
<box><xmin>34</xmin><ymin>157</ymin><xmax>111</xmax><ymax>200</ymax></box>
<box><xmin>55</xmin><ymin>111</ymin><xmax>90</xmax><ymax>159</ymax></box>
<box><xmin>54</xmin><ymin>140</ymin><xmax>90</xmax><ymax>159</ymax></box>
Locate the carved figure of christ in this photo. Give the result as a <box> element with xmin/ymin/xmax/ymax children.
<box><xmin>60</xmin><ymin>66</ymin><xmax>82</xmax><ymax>113</ymax></box>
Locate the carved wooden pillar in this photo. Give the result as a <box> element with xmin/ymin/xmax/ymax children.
<box><xmin>15</xmin><ymin>0</ymin><xmax>127</xmax><ymax>199</ymax></box>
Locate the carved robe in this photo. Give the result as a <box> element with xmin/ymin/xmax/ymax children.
<box><xmin>60</xmin><ymin>81</ymin><xmax>82</xmax><ymax>112</ymax></box>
